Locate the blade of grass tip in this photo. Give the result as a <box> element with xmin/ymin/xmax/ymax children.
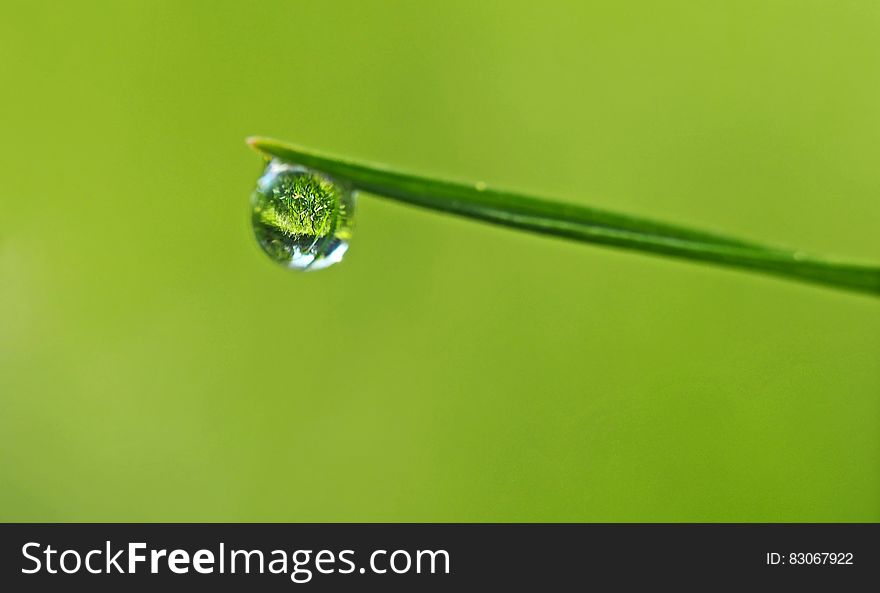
<box><xmin>247</xmin><ymin>137</ymin><xmax>880</xmax><ymax>297</ymax></box>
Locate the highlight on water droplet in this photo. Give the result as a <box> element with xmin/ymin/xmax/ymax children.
<box><xmin>251</xmin><ymin>160</ymin><xmax>355</xmax><ymax>271</ymax></box>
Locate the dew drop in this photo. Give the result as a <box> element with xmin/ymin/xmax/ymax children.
<box><xmin>251</xmin><ymin>160</ymin><xmax>355</xmax><ymax>271</ymax></box>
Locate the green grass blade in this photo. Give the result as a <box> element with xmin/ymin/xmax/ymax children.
<box><xmin>247</xmin><ymin>136</ymin><xmax>880</xmax><ymax>297</ymax></box>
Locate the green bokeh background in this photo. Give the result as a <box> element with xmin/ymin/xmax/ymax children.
<box><xmin>1</xmin><ymin>1</ymin><xmax>878</xmax><ymax>521</ymax></box>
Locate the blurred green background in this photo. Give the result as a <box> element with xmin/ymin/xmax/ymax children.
<box><xmin>1</xmin><ymin>1</ymin><xmax>878</xmax><ymax>521</ymax></box>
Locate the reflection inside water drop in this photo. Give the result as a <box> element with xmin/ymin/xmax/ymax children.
<box><xmin>251</xmin><ymin>160</ymin><xmax>355</xmax><ymax>271</ymax></box>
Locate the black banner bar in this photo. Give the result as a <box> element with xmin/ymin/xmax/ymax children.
<box><xmin>1</xmin><ymin>524</ymin><xmax>876</xmax><ymax>590</ymax></box>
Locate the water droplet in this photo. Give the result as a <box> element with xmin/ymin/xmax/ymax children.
<box><xmin>251</xmin><ymin>160</ymin><xmax>355</xmax><ymax>271</ymax></box>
